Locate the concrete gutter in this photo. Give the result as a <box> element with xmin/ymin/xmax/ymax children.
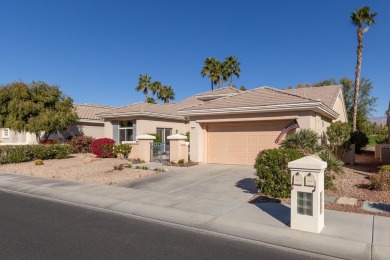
<box><xmin>0</xmin><ymin>173</ymin><xmax>388</xmax><ymax>260</ymax></box>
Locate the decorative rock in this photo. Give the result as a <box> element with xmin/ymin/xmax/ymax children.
<box><xmin>336</xmin><ymin>197</ymin><xmax>358</xmax><ymax>206</ymax></box>
<box><xmin>324</xmin><ymin>196</ymin><xmax>336</xmax><ymax>203</ymax></box>
<box><xmin>362</xmin><ymin>201</ymin><xmax>390</xmax><ymax>213</ymax></box>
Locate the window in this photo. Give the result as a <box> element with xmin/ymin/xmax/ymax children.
<box><xmin>119</xmin><ymin>121</ymin><xmax>134</xmax><ymax>142</ymax></box>
<box><xmin>2</xmin><ymin>128</ymin><xmax>10</xmax><ymax>138</ymax></box>
<box><xmin>297</xmin><ymin>192</ymin><xmax>313</xmax><ymax>216</ymax></box>
<box><xmin>156</xmin><ymin>128</ymin><xmax>172</xmax><ymax>144</ymax></box>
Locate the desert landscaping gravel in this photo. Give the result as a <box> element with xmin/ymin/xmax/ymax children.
<box><xmin>0</xmin><ymin>153</ymin><xmax>161</xmax><ymax>185</ymax></box>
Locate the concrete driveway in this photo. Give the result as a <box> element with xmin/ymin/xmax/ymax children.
<box><xmin>118</xmin><ymin>164</ymin><xmax>258</xmax><ymax>209</ymax></box>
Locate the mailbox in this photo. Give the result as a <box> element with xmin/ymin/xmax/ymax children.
<box><xmin>288</xmin><ymin>156</ymin><xmax>327</xmax><ymax>233</ymax></box>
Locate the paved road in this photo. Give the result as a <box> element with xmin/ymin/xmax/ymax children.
<box><xmin>0</xmin><ymin>191</ymin><xmax>324</xmax><ymax>260</ymax></box>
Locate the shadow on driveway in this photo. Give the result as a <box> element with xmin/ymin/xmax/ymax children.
<box><xmin>235</xmin><ymin>178</ymin><xmax>258</xmax><ymax>194</ymax></box>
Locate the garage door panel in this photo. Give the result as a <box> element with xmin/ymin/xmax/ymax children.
<box><xmin>207</xmin><ymin>122</ymin><xmax>286</xmax><ymax>165</ymax></box>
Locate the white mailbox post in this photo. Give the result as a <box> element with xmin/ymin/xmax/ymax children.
<box><xmin>288</xmin><ymin>156</ymin><xmax>327</xmax><ymax>233</ymax></box>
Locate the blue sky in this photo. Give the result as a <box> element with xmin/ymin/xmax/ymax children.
<box><xmin>0</xmin><ymin>0</ymin><xmax>389</xmax><ymax>116</ymax></box>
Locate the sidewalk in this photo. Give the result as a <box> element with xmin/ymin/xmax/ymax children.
<box><xmin>0</xmin><ymin>172</ymin><xmax>389</xmax><ymax>260</ymax></box>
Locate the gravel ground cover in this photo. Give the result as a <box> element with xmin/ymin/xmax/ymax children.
<box><xmin>325</xmin><ymin>151</ymin><xmax>390</xmax><ymax>217</ymax></box>
<box><xmin>0</xmin><ymin>153</ymin><xmax>160</xmax><ymax>185</ymax></box>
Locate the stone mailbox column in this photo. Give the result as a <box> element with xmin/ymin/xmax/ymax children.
<box><xmin>167</xmin><ymin>134</ymin><xmax>189</xmax><ymax>163</ymax></box>
<box><xmin>288</xmin><ymin>156</ymin><xmax>327</xmax><ymax>233</ymax></box>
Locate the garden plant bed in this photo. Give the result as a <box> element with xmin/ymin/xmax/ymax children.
<box><xmin>163</xmin><ymin>161</ymin><xmax>199</xmax><ymax>167</ymax></box>
<box><xmin>251</xmin><ymin>151</ymin><xmax>390</xmax><ymax>217</ymax></box>
<box><xmin>0</xmin><ymin>153</ymin><xmax>161</xmax><ymax>185</ymax></box>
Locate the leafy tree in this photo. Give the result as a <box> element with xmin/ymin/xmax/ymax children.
<box><xmin>350</xmin><ymin>6</ymin><xmax>377</xmax><ymax>131</ymax></box>
<box><xmin>135</xmin><ymin>73</ymin><xmax>152</xmax><ymax>102</ymax></box>
<box><xmin>326</xmin><ymin>121</ymin><xmax>351</xmax><ymax>158</ymax></box>
<box><xmin>158</xmin><ymin>85</ymin><xmax>175</xmax><ymax>103</ymax></box>
<box><xmin>0</xmin><ymin>81</ymin><xmax>77</xmax><ymax>142</ymax></box>
<box><xmin>146</xmin><ymin>97</ymin><xmax>156</xmax><ymax>104</ymax></box>
<box><xmin>239</xmin><ymin>86</ymin><xmax>247</xmax><ymax>91</ymax></box>
<box><xmin>223</xmin><ymin>56</ymin><xmax>241</xmax><ymax>86</ymax></box>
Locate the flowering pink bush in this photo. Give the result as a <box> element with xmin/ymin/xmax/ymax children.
<box><xmin>91</xmin><ymin>138</ymin><xmax>116</xmax><ymax>158</ymax></box>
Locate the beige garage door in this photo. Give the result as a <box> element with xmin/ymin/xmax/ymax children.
<box><xmin>207</xmin><ymin>122</ymin><xmax>287</xmax><ymax>165</ymax></box>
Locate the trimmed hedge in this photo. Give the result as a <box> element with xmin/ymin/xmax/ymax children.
<box><xmin>0</xmin><ymin>144</ymin><xmax>72</xmax><ymax>164</ymax></box>
<box><xmin>254</xmin><ymin>148</ymin><xmax>304</xmax><ymax>198</ymax></box>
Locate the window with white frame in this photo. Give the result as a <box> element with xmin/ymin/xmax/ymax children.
<box><xmin>119</xmin><ymin>121</ymin><xmax>134</xmax><ymax>142</ymax></box>
<box><xmin>2</xmin><ymin>128</ymin><xmax>10</xmax><ymax>138</ymax></box>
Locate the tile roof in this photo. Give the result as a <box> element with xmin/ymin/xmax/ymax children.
<box><xmin>194</xmin><ymin>86</ymin><xmax>241</xmax><ymax>97</ymax></box>
<box><xmin>96</xmin><ymin>87</ymin><xmax>239</xmax><ymax>118</ymax></box>
<box><xmin>179</xmin><ymin>86</ymin><xmax>341</xmax><ymax>113</ymax></box>
<box><xmin>281</xmin><ymin>85</ymin><xmax>341</xmax><ymax>107</ymax></box>
<box><xmin>179</xmin><ymin>87</ymin><xmax>317</xmax><ymax>111</ymax></box>
<box><xmin>75</xmin><ymin>104</ymin><xmax>115</xmax><ymax>121</ymax></box>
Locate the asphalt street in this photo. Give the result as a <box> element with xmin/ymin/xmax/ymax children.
<box><xmin>0</xmin><ymin>190</ymin><xmax>324</xmax><ymax>260</ymax></box>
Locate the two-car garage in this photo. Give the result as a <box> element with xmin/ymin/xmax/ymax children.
<box><xmin>205</xmin><ymin>121</ymin><xmax>288</xmax><ymax>165</ymax></box>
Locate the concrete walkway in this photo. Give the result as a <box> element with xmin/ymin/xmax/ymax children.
<box><xmin>0</xmin><ymin>169</ymin><xmax>389</xmax><ymax>260</ymax></box>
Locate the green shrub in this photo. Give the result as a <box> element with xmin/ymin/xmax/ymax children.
<box><xmin>31</xmin><ymin>145</ymin><xmax>54</xmax><ymax>160</ymax></box>
<box><xmin>318</xmin><ymin>150</ymin><xmax>344</xmax><ymax>190</ymax></box>
<box><xmin>254</xmin><ymin>148</ymin><xmax>304</xmax><ymax>198</ymax></box>
<box><xmin>370</xmin><ymin>165</ymin><xmax>390</xmax><ymax>191</ymax></box>
<box><xmin>374</xmin><ymin>134</ymin><xmax>388</xmax><ymax>144</ymax></box>
<box><xmin>0</xmin><ymin>144</ymin><xmax>71</xmax><ymax>164</ymax></box>
<box><xmin>350</xmin><ymin>130</ymin><xmax>369</xmax><ymax>154</ymax></box>
<box><xmin>0</xmin><ymin>145</ymin><xmax>33</xmax><ymax>164</ymax></box>
<box><xmin>135</xmin><ymin>166</ymin><xmax>141</xmax><ymax>169</ymax></box>
<box><xmin>141</xmin><ymin>165</ymin><xmax>149</xmax><ymax>170</ymax></box>
<box><xmin>326</xmin><ymin>122</ymin><xmax>351</xmax><ymax>159</ymax></box>
<box><xmin>178</xmin><ymin>159</ymin><xmax>185</xmax><ymax>164</ymax></box>
<box><xmin>148</xmin><ymin>133</ymin><xmax>161</xmax><ymax>143</ymax></box>
<box><xmin>280</xmin><ymin>129</ymin><xmax>323</xmax><ymax>155</ymax></box>
<box><xmin>52</xmin><ymin>144</ymin><xmax>72</xmax><ymax>159</ymax></box>
<box><xmin>67</xmin><ymin>136</ymin><xmax>95</xmax><ymax>153</ymax></box>
<box><xmin>113</xmin><ymin>143</ymin><xmax>132</xmax><ymax>158</ymax></box>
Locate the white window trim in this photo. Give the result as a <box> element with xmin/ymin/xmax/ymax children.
<box><xmin>2</xmin><ymin>128</ymin><xmax>10</xmax><ymax>139</ymax></box>
<box><xmin>119</xmin><ymin>121</ymin><xmax>135</xmax><ymax>142</ymax></box>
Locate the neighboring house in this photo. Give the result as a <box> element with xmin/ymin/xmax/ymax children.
<box><xmin>98</xmin><ymin>85</ymin><xmax>346</xmax><ymax>165</ymax></box>
<box><xmin>60</xmin><ymin>104</ymin><xmax>114</xmax><ymax>140</ymax></box>
<box><xmin>0</xmin><ymin>104</ymin><xmax>114</xmax><ymax>144</ymax></box>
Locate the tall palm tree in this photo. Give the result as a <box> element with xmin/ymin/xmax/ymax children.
<box><xmin>201</xmin><ymin>57</ymin><xmax>218</xmax><ymax>91</ymax></box>
<box><xmin>150</xmin><ymin>81</ymin><xmax>162</xmax><ymax>103</ymax></box>
<box><xmin>213</xmin><ymin>60</ymin><xmax>224</xmax><ymax>88</ymax></box>
<box><xmin>158</xmin><ymin>85</ymin><xmax>175</xmax><ymax>104</ymax></box>
<box><xmin>223</xmin><ymin>56</ymin><xmax>241</xmax><ymax>86</ymax></box>
<box><xmin>135</xmin><ymin>73</ymin><xmax>152</xmax><ymax>102</ymax></box>
<box><xmin>350</xmin><ymin>6</ymin><xmax>377</xmax><ymax>131</ymax></box>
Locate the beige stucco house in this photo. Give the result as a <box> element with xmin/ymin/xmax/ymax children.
<box><xmin>98</xmin><ymin>85</ymin><xmax>346</xmax><ymax>165</ymax></box>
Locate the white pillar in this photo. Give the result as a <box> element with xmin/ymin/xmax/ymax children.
<box><xmin>288</xmin><ymin>156</ymin><xmax>327</xmax><ymax>233</ymax></box>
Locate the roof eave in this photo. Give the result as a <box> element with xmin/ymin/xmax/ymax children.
<box><xmin>97</xmin><ymin>111</ymin><xmax>185</xmax><ymax>121</ymax></box>
<box><xmin>178</xmin><ymin>102</ymin><xmax>339</xmax><ymax>120</ymax></box>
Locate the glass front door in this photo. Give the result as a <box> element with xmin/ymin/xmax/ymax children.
<box><xmin>156</xmin><ymin>128</ymin><xmax>172</xmax><ymax>144</ymax></box>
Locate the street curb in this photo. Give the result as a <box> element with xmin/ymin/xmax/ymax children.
<box><xmin>0</xmin><ymin>179</ymin><xmax>388</xmax><ymax>259</ymax></box>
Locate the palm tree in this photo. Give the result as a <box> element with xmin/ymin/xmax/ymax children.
<box><xmin>146</xmin><ymin>97</ymin><xmax>156</xmax><ymax>104</ymax></box>
<box><xmin>350</xmin><ymin>6</ymin><xmax>377</xmax><ymax>131</ymax></box>
<box><xmin>223</xmin><ymin>56</ymin><xmax>241</xmax><ymax>86</ymax></box>
<box><xmin>213</xmin><ymin>60</ymin><xmax>224</xmax><ymax>88</ymax></box>
<box><xmin>158</xmin><ymin>85</ymin><xmax>175</xmax><ymax>104</ymax></box>
<box><xmin>201</xmin><ymin>57</ymin><xmax>218</xmax><ymax>91</ymax></box>
<box><xmin>135</xmin><ymin>73</ymin><xmax>152</xmax><ymax>102</ymax></box>
<box><xmin>150</xmin><ymin>81</ymin><xmax>162</xmax><ymax>103</ymax></box>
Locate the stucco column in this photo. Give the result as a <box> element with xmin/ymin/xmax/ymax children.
<box><xmin>127</xmin><ymin>134</ymin><xmax>155</xmax><ymax>162</ymax></box>
<box><xmin>168</xmin><ymin>134</ymin><xmax>189</xmax><ymax>163</ymax></box>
